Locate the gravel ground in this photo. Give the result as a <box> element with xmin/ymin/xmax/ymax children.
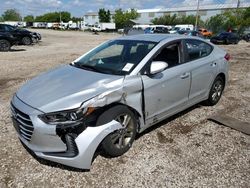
<box><xmin>0</xmin><ymin>29</ymin><xmax>249</xmax><ymax>188</ymax></box>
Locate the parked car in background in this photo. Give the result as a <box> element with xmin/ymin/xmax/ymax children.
<box><xmin>242</xmin><ymin>33</ymin><xmax>250</xmax><ymax>42</ymax></box>
<box><xmin>198</xmin><ymin>28</ymin><xmax>213</xmax><ymax>37</ymax></box>
<box><xmin>0</xmin><ymin>32</ymin><xmax>19</xmax><ymax>51</ymax></box>
<box><xmin>210</xmin><ymin>32</ymin><xmax>240</xmax><ymax>45</ymax></box>
<box><xmin>176</xmin><ymin>30</ymin><xmax>203</xmax><ymax>38</ymax></box>
<box><xmin>169</xmin><ymin>24</ymin><xmax>194</xmax><ymax>34</ymax></box>
<box><xmin>153</xmin><ymin>27</ymin><xmax>169</xmax><ymax>34</ymax></box>
<box><xmin>145</xmin><ymin>26</ymin><xmax>169</xmax><ymax>34</ymax></box>
<box><xmin>127</xmin><ymin>28</ymin><xmax>144</xmax><ymax>35</ymax></box>
<box><xmin>11</xmin><ymin>34</ymin><xmax>229</xmax><ymax>169</ymax></box>
<box><xmin>0</xmin><ymin>24</ymin><xmax>41</xmax><ymax>45</ymax></box>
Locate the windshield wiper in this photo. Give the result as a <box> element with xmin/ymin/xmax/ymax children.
<box><xmin>72</xmin><ymin>63</ymin><xmax>103</xmax><ymax>73</ymax></box>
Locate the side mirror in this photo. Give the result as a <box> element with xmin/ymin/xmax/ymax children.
<box><xmin>150</xmin><ymin>61</ymin><xmax>168</xmax><ymax>75</ymax></box>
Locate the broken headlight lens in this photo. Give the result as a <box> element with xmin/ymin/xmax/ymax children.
<box><xmin>38</xmin><ymin>108</ymin><xmax>86</xmax><ymax>125</ymax></box>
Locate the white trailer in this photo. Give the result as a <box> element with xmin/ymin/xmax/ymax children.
<box><xmin>99</xmin><ymin>23</ymin><xmax>116</xmax><ymax>31</ymax></box>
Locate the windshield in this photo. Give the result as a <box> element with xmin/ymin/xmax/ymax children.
<box><xmin>73</xmin><ymin>40</ymin><xmax>157</xmax><ymax>75</ymax></box>
<box><xmin>218</xmin><ymin>33</ymin><xmax>228</xmax><ymax>37</ymax></box>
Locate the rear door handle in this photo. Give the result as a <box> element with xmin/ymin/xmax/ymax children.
<box><xmin>180</xmin><ymin>72</ymin><xmax>190</xmax><ymax>79</ymax></box>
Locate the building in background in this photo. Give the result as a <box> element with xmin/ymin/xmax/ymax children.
<box><xmin>83</xmin><ymin>2</ymin><xmax>250</xmax><ymax>26</ymax></box>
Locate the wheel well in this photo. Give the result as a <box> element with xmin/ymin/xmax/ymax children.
<box><xmin>95</xmin><ymin>102</ymin><xmax>141</xmax><ymax>131</ymax></box>
<box><xmin>217</xmin><ymin>73</ymin><xmax>226</xmax><ymax>86</ymax></box>
<box><xmin>103</xmin><ymin>102</ymin><xmax>141</xmax><ymax>118</ymax></box>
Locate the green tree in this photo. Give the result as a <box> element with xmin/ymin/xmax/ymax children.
<box><xmin>205</xmin><ymin>14</ymin><xmax>224</xmax><ymax>34</ymax></box>
<box><xmin>71</xmin><ymin>17</ymin><xmax>82</xmax><ymax>22</ymax></box>
<box><xmin>35</xmin><ymin>11</ymin><xmax>71</xmax><ymax>22</ymax></box>
<box><xmin>205</xmin><ymin>8</ymin><xmax>250</xmax><ymax>34</ymax></box>
<box><xmin>152</xmin><ymin>14</ymin><xmax>204</xmax><ymax>27</ymax></box>
<box><xmin>98</xmin><ymin>8</ymin><xmax>111</xmax><ymax>22</ymax></box>
<box><xmin>113</xmin><ymin>9</ymin><xmax>139</xmax><ymax>29</ymax></box>
<box><xmin>2</xmin><ymin>9</ymin><xmax>22</xmax><ymax>21</ymax></box>
<box><xmin>24</xmin><ymin>15</ymin><xmax>34</xmax><ymax>22</ymax></box>
<box><xmin>0</xmin><ymin>16</ymin><xmax>4</xmax><ymax>22</ymax></box>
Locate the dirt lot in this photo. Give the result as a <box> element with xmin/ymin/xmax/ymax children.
<box><xmin>0</xmin><ymin>30</ymin><xmax>249</xmax><ymax>187</ymax></box>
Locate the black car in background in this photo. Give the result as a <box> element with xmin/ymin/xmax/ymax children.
<box><xmin>210</xmin><ymin>32</ymin><xmax>240</xmax><ymax>45</ymax></box>
<box><xmin>242</xmin><ymin>33</ymin><xmax>250</xmax><ymax>42</ymax></box>
<box><xmin>153</xmin><ymin>27</ymin><xmax>169</xmax><ymax>33</ymax></box>
<box><xmin>0</xmin><ymin>24</ymin><xmax>41</xmax><ymax>45</ymax></box>
<box><xmin>0</xmin><ymin>32</ymin><xmax>19</xmax><ymax>51</ymax></box>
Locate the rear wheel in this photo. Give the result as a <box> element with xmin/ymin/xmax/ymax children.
<box><xmin>97</xmin><ymin>105</ymin><xmax>137</xmax><ymax>157</ymax></box>
<box><xmin>22</xmin><ymin>36</ymin><xmax>32</xmax><ymax>45</ymax></box>
<box><xmin>0</xmin><ymin>39</ymin><xmax>11</xmax><ymax>51</ymax></box>
<box><xmin>204</xmin><ymin>76</ymin><xmax>225</xmax><ymax>106</ymax></box>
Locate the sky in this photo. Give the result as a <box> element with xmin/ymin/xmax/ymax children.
<box><xmin>0</xmin><ymin>0</ymin><xmax>249</xmax><ymax>17</ymax></box>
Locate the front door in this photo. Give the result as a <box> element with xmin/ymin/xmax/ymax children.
<box><xmin>141</xmin><ymin>41</ymin><xmax>191</xmax><ymax>126</ymax></box>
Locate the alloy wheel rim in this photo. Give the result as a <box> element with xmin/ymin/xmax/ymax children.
<box><xmin>111</xmin><ymin>114</ymin><xmax>134</xmax><ymax>149</ymax></box>
<box><xmin>23</xmin><ymin>37</ymin><xmax>30</xmax><ymax>44</ymax></box>
<box><xmin>0</xmin><ymin>41</ymin><xmax>8</xmax><ymax>50</ymax></box>
<box><xmin>211</xmin><ymin>81</ymin><xmax>223</xmax><ymax>102</ymax></box>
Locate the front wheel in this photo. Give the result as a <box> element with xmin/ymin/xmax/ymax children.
<box><xmin>22</xmin><ymin>36</ymin><xmax>32</xmax><ymax>45</ymax></box>
<box><xmin>0</xmin><ymin>39</ymin><xmax>11</xmax><ymax>51</ymax></box>
<box><xmin>97</xmin><ymin>105</ymin><xmax>137</xmax><ymax>157</ymax></box>
<box><xmin>204</xmin><ymin>76</ymin><xmax>225</xmax><ymax>106</ymax></box>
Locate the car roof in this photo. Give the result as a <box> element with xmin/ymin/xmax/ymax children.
<box><xmin>119</xmin><ymin>34</ymin><xmax>187</xmax><ymax>43</ymax></box>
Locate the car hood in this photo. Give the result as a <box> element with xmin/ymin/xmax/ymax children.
<box><xmin>16</xmin><ymin>65</ymin><xmax>124</xmax><ymax>113</ymax></box>
<box><xmin>16</xmin><ymin>28</ymin><xmax>31</xmax><ymax>33</ymax></box>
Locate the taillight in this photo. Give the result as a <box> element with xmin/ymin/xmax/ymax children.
<box><xmin>224</xmin><ymin>53</ymin><xmax>230</xmax><ymax>61</ymax></box>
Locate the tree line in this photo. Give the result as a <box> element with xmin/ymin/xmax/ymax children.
<box><xmin>0</xmin><ymin>9</ymin><xmax>82</xmax><ymax>23</ymax></box>
<box><xmin>152</xmin><ymin>7</ymin><xmax>250</xmax><ymax>34</ymax></box>
<box><xmin>1</xmin><ymin>7</ymin><xmax>249</xmax><ymax>34</ymax></box>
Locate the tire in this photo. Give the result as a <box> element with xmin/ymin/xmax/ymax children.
<box><xmin>97</xmin><ymin>105</ymin><xmax>137</xmax><ymax>157</ymax></box>
<box><xmin>22</xmin><ymin>36</ymin><xmax>32</xmax><ymax>45</ymax></box>
<box><xmin>0</xmin><ymin>39</ymin><xmax>11</xmax><ymax>52</ymax></box>
<box><xmin>204</xmin><ymin>76</ymin><xmax>225</xmax><ymax>106</ymax></box>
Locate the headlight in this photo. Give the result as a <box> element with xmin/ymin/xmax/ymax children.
<box><xmin>38</xmin><ymin>108</ymin><xmax>86</xmax><ymax>125</ymax></box>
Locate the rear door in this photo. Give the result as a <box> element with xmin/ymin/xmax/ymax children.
<box><xmin>141</xmin><ymin>40</ymin><xmax>191</xmax><ymax>126</ymax></box>
<box><xmin>183</xmin><ymin>39</ymin><xmax>217</xmax><ymax>104</ymax></box>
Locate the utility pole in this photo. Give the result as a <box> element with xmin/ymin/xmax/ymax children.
<box><xmin>60</xmin><ymin>11</ymin><xmax>62</xmax><ymax>23</ymax></box>
<box><xmin>195</xmin><ymin>0</ymin><xmax>200</xmax><ymax>31</ymax></box>
<box><xmin>237</xmin><ymin>0</ymin><xmax>240</xmax><ymax>9</ymax></box>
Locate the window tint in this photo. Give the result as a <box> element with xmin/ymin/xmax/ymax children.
<box><xmin>0</xmin><ymin>25</ymin><xmax>4</xmax><ymax>31</ymax></box>
<box><xmin>153</xmin><ymin>42</ymin><xmax>180</xmax><ymax>68</ymax></box>
<box><xmin>185</xmin><ymin>39</ymin><xmax>213</xmax><ymax>61</ymax></box>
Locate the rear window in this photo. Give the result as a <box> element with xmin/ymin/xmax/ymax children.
<box><xmin>185</xmin><ymin>39</ymin><xmax>213</xmax><ymax>61</ymax></box>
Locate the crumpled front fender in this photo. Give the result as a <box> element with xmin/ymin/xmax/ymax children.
<box><xmin>35</xmin><ymin>120</ymin><xmax>122</xmax><ymax>169</ymax></box>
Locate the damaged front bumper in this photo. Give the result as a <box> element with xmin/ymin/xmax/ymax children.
<box><xmin>11</xmin><ymin>95</ymin><xmax>122</xmax><ymax>169</ymax></box>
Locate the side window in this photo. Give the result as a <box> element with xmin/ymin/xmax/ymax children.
<box><xmin>153</xmin><ymin>42</ymin><xmax>180</xmax><ymax>68</ymax></box>
<box><xmin>185</xmin><ymin>39</ymin><xmax>213</xmax><ymax>61</ymax></box>
<box><xmin>0</xmin><ymin>25</ymin><xmax>5</xmax><ymax>31</ymax></box>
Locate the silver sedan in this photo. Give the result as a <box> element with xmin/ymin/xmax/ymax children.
<box><xmin>11</xmin><ymin>34</ymin><xmax>229</xmax><ymax>169</ymax></box>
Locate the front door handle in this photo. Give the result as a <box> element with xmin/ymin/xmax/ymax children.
<box><xmin>180</xmin><ymin>72</ymin><xmax>190</xmax><ymax>79</ymax></box>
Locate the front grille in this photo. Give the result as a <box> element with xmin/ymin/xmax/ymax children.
<box><xmin>10</xmin><ymin>103</ymin><xmax>34</xmax><ymax>141</ymax></box>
